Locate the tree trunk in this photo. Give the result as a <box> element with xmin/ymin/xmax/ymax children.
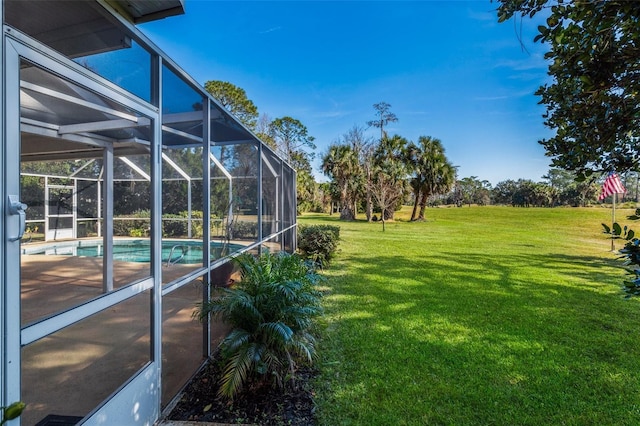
<box><xmin>417</xmin><ymin>192</ymin><xmax>428</xmax><ymax>221</ymax></box>
<box><xmin>410</xmin><ymin>189</ymin><xmax>420</xmax><ymax>221</ymax></box>
<box><xmin>339</xmin><ymin>183</ymin><xmax>353</xmax><ymax>220</ymax></box>
<box><xmin>340</xmin><ymin>206</ymin><xmax>356</xmax><ymax>221</ymax></box>
<box><xmin>386</xmin><ymin>208</ymin><xmax>394</xmax><ymax>221</ymax></box>
<box><xmin>365</xmin><ymin>172</ymin><xmax>373</xmax><ymax>222</ymax></box>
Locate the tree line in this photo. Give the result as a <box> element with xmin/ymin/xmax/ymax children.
<box><xmin>205</xmin><ymin>83</ymin><xmax>638</xmax><ymax>219</ymax></box>
<box><xmin>321</xmin><ymin>164</ymin><xmax>640</xmax><ymax>217</ymax></box>
<box><xmin>317</xmin><ymin>103</ymin><xmax>628</xmax><ymax>222</ymax></box>
<box><xmin>320</xmin><ymin>102</ymin><xmax>456</xmax><ymax>226</ymax></box>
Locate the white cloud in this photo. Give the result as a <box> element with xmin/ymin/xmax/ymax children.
<box><xmin>494</xmin><ymin>54</ymin><xmax>548</xmax><ymax>72</ymax></box>
<box><xmin>467</xmin><ymin>8</ymin><xmax>497</xmax><ymax>23</ymax></box>
<box><xmin>473</xmin><ymin>88</ymin><xmax>534</xmax><ymax>101</ymax></box>
<box><xmin>474</xmin><ymin>95</ymin><xmax>510</xmax><ymax>101</ymax></box>
<box><xmin>259</xmin><ymin>26</ymin><xmax>282</xmax><ymax>34</ymax></box>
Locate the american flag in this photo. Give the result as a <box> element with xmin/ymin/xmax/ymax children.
<box><xmin>599</xmin><ymin>172</ymin><xmax>626</xmax><ymax>200</ymax></box>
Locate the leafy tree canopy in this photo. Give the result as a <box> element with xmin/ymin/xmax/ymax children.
<box><xmin>255</xmin><ymin>113</ymin><xmax>277</xmax><ymax>150</ymax></box>
<box><xmin>497</xmin><ymin>1</ymin><xmax>640</xmax><ymax>179</ymax></box>
<box><xmin>542</xmin><ymin>167</ymin><xmax>576</xmax><ymax>190</ymax></box>
<box><xmin>406</xmin><ymin>136</ymin><xmax>455</xmax><ymax>220</ymax></box>
<box><xmin>269</xmin><ymin>116</ymin><xmax>316</xmax><ymax>168</ymax></box>
<box><xmin>371</xmin><ymin>135</ymin><xmax>410</xmax><ymax>225</ymax></box>
<box><xmin>204</xmin><ymin>80</ymin><xmax>259</xmax><ymax>130</ymax></box>
<box><xmin>322</xmin><ymin>142</ymin><xmax>362</xmax><ymax>221</ymax></box>
<box><xmin>367</xmin><ymin>102</ymin><xmax>398</xmax><ymax>140</ymax></box>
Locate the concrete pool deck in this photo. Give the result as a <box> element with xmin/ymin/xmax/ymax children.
<box><xmin>19</xmin><ymin>254</ymin><xmax>231</xmax><ymax>425</ymax></box>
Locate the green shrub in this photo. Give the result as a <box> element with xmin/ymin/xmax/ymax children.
<box><xmin>182</xmin><ymin>210</ymin><xmax>204</xmax><ymax>239</ymax></box>
<box><xmin>297</xmin><ymin>224</ymin><xmax>340</xmax><ymax>267</ymax></box>
<box><xmin>163</xmin><ymin>211</ymin><xmax>206</xmax><ymax>238</ymax></box>
<box><xmin>232</xmin><ymin>221</ymin><xmax>257</xmax><ymax>239</ymax></box>
<box><xmin>113</xmin><ymin>210</ymin><xmax>150</xmax><ymax>237</ymax></box>
<box><xmin>162</xmin><ymin>214</ymin><xmax>186</xmax><ymax>238</ymax></box>
<box><xmin>114</xmin><ymin>210</ymin><xmax>208</xmax><ymax>238</ymax></box>
<box><xmin>129</xmin><ymin>228</ymin><xmax>146</xmax><ymax>237</ymax></box>
<box><xmin>195</xmin><ymin>252</ymin><xmax>323</xmax><ymax>399</ymax></box>
<box><xmin>603</xmin><ymin>212</ymin><xmax>640</xmax><ymax>297</ymax></box>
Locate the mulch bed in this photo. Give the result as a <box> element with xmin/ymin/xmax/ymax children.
<box><xmin>166</xmin><ymin>357</ymin><xmax>317</xmax><ymax>425</ymax></box>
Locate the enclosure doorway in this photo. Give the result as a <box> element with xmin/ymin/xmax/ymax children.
<box><xmin>45</xmin><ymin>182</ymin><xmax>75</xmax><ymax>240</ymax></box>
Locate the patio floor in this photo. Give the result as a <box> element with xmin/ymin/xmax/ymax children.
<box><xmin>19</xmin><ymin>254</ymin><xmax>229</xmax><ymax>425</ymax></box>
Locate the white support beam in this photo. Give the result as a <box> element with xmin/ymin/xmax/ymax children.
<box><xmin>20</xmin><ymin>81</ymin><xmax>139</xmax><ymax>121</ymax></box>
<box><xmin>58</xmin><ymin>117</ymin><xmax>150</xmax><ymax>135</ymax></box>
<box><xmin>161</xmin><ymin>125</ymin><xmax>203</xmax><ymax>143</ymax></box>
<box><xmin>209</xmin><ymin>152</ymin><xmax>234</xmax><ymax>226</ymax></box>
<box><xmin>21</xmin><ymin>278</ymin><xmax>154</xmax><ymax>345</ymax></box>
<box><xmin>162</xmin><ymin>152</ymin><xmax>193</xmax><ymax>237</ymax></box>
<box><xmin>120</xmin><ymin>156</ymin><xmax>151</xmax><ymax>181</ymax></box>
<box><xmin>260</xmin><ymin>151</ymin><xmax>279</xmax><ymax>178</ymax></box>
<box><xmin>70</xmin><ymin>159</ymin><xmax>97</xmax><ymax>178</ymax></box>
<box><xmin>162</xmin><ymin>111</ymin><xmax>208</xmax><ymax>124</ymax></box>
<box><xmin>161</xmin><ymin>152</ymin><xmax>191</xmax><ymax>181</ymax></box>
<box><xmin>210</xmin><ymin>139</ymin><xmax>256</xmax><ymax>146</ymax></box>
<box><xmin>209</xmin><ymin>152</ymin><xmax>233</xmax><ymax>180</ymax></box>
<box><xmin>103</xmin><ymin>145</ymin><xmax>114</xmax><ymax>293</ymax></box>
<box><xmin>257</xmin><ymin>143</ymin><xmax>263</xmax><ymax>245</ymax></box>
<box><xmin>20</xmin><ymin>116</ymin><xmax>59</xmax><ymax>131</ymax></box>
<box><xmin>21</xmin><ymin>118</ymin><xmax>113</xmax><ymax>148</ymax></box>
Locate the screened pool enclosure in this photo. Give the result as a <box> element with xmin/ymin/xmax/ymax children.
<box><xmin>0</xmin><ymin>1</ymin><xmax>297</xmax><ymax>425</ymax></box>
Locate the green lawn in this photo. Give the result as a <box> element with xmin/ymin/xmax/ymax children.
<box><xmin>302</xmin><ymin>206</ymin><xmax>640</xmax><ymax>426</ymax></box>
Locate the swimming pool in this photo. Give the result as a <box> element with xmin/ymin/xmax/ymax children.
<box><xmin>22</xmin><ymin>239</ymin><xmax>243</xmax><ymax>265</ymax></box>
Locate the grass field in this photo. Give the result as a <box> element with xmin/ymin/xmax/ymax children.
<box><xmin>301</xmin><ymin>206</ymin><xmax>640</xmax><ymax>426</ymax></box>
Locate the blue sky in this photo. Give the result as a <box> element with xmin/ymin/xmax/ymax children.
<box><xmin>141</xmin><ymin>0</ymin><xmax>553</xmax><ymax>185</ymax></box>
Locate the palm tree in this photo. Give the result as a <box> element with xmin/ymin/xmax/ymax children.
<box><xmin>296</xmin><ymin>169</ymin><xmax>317</xmax><ymax>213</ymax></box>
<box><xmin>321</xmin><ymin>144</ymin><xmax>362</xmax><ymax>220</ymax></box>
<box><xmin>408</xmin><ymin>136</ymin><xmax>455</xmax><ymax>221</ymax></box>
<box><xmin>371</xmin><ymin>135</ymin><xmax>410</xmax><ymax>227</ymax></box>
<box><xmin>342</xmin><ymin>126</ymin><xmax>375</xmax><ymax>221</ymax></box>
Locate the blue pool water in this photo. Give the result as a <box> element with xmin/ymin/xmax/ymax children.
<box><xmin>23</xmin><ymin>240</ymin><xmax>242</xmax><ymax>265</ymax></box>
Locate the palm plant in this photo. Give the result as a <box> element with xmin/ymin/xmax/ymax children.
<box><xmin>371</xmin><ymin>135</ymin><xmax>410</xmax><ymax>227</ymax></box>
<box><xmin>322</xmin><ymin>144</ymin><xmax>362</xmax><ymax>220</ymax></box>
<box><xmin>195</xmin><ymin>252</ymin><xmax>323</xmax><ymax>399</ymax></box>
<box><xmin>407</xmin><ymin>136</ymin><xmax>455</xmax><ymax>221</ymax></box>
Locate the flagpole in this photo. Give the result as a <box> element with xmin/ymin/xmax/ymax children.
<box><xmin>611</xmin><ymin>192</ymin><xmax>616</xmax><ymax>251</ymax></box>
<box><xmin>601</xmin><ymin>171</ymin><xmax>626</xmax><ymax>251</ymax></box>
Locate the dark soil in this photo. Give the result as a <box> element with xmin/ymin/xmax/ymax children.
<box><xmin>167</xmin><ymin>357</ymin><xmax>317</xmax><ymax>425</ymax></box>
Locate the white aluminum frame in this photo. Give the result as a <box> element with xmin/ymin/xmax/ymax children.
<box><xmin>2</xmin><ymin>1</ymin><xmax>298</xmax><ymax>424</ymax></box>
<box><xmin>4</xmin><ymin>27</ymin><xmax>161</xmax><ymax>425</ymax></box>
<box><xmin>44</xmin><ymin>181</ymin><xmax>76</xmax><ymax>241</ymax></box>
<box><xmin>0</xmin><ymin>1</ymin><xmax>5</xmax><ymax>412</ymax></box>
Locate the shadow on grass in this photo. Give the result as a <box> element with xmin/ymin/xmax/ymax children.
<box><xmin>317</xmin><ymin>250</ymin><xmax>640</xmax><ymax>425</ymax></box>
